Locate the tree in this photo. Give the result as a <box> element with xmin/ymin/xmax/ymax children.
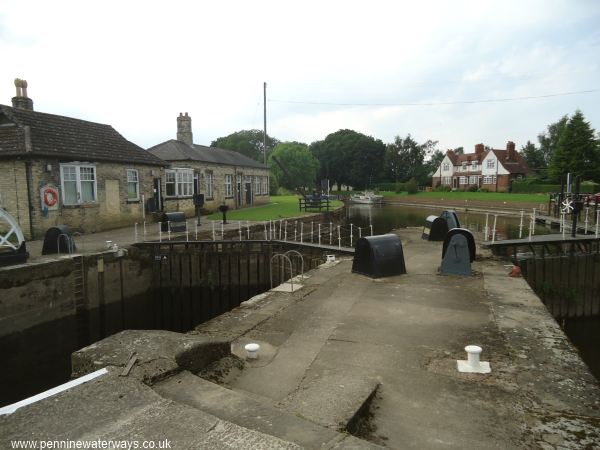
<box><xmin>384</xmin><ymin>135</ymin><xmax>439</xmax><ymax>185</ymax></box>
<box><xmin>453</xmin><ymin>146</ymin><xmax>464</xmax><ymax>155</ymax></box>
<box><xmin>268</xmin><ymin>142</ymin><xmax>319</xmax><ymax>191</ymax></box>
<box><xmin>538</xmin><ymin>115</ymin><xmax>568</xmax><ymax>169</ymax></box>
<box><xmin>211</xmin><ymin>130</ymin><xmax>279</xmax><ymax>163</ymax></box>
<box><xmin>548</xmin><ymin>110</ymin><xmax>600</xmax><ymax>182</ymax></box>
<box><xmin>520</xmin><ymin>140</ymin><xmax>546</xmax><ymax>173</ymax></box>
<box><xmin>311</xmin><ymin>129</ymin><xmax>385</xmax><ymax>190</ymax></box>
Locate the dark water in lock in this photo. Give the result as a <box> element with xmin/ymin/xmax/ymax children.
<box><xmin>344</xmin><ymin>203</ymin><xmax>599</xmax><ymax>381</ymax></box>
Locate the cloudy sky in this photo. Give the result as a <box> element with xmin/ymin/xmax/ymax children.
<box><xmin>1</xmin><ymin>0</ymin><xmax>599</xmax><ymax>153</ymax></box>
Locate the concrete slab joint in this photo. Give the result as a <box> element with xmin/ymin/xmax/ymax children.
<box><xmin>71</xmin><ymin>330</ymin><xmax>230</xmax><ymax>385</ymax></box>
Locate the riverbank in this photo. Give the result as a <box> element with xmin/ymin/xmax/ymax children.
<box><xmin>2</xmin><ymin>228</ymin><xmax>599</xmax><ymax>449</ymax></box>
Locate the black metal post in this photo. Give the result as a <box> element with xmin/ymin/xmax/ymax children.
<box><xmin>572</xmin><ymin>176</ymin><xmax>581</xmax><ymax>238</ymax></box>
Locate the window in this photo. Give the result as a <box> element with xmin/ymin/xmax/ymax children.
<box><xmin>483</xmin><ymin>175</ymin><xmax>497</xmax><ymax>185</ymax></box>
<box><xmin>261</xmin><ymin>176</ymin><xmax>269</xmax><ymax>195</ymax></box>
<box><xmin>487</xmin><ymin>159</ymin><xmax>495</xmax><ymax>169</ymax></box>
<box><xmin>469</xmin><ymin>176</ymin><xmax>478</xmax><ymax>185</ymax></box>
<box><xmin>60</xmin><ymin>164</ymin><xmax>97</xmax><ymax>204</ymax></box>
<box><xmin>461</xmin><ymin>162</ymin><xmax>467</xmax><ymax>171</ymax></box>
<box><xmin>225</xmin><ymin>174</ymin><xmax>233</xmax><ymax>197</ymax></box>
<box><xmin>443</xmin><ymin>163</ymin><xmax>450</xmax><ymax>171</ymax></box>
<box><xmin>459</xmin><ymin>176</ymin><xmax>467</xmax><ymax>185</ymax></box>
<box><xmin>255</xmin><ymin>176</ymin><xmax>261</xmax><ymax>195</ymax></box>
<box><xmin>205</xmin><ymin>172</ymin><xmax>213</xmax><ymax>198</ymax></box>
<box><xmin>442</xmin><ymin>176</ymin><xmax>452</xmax><ymax>185</ymax></box>
<box><xmin>127</xmin><ymin>169</ymin><xmax>139</xmax><ymax>200</ymax></box>
<box><xmin>165</xmin><ymin>168</ymin><xmax>193</xmax><ymax>197</ymax></box>
<box><xmin>471</xmin><ymin>163</ymin><xmax>478</xmax><ymax>171</ymax></box>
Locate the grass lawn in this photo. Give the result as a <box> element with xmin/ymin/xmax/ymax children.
<box><xmin>205</xmin><ymin>195</ymin><xmax>344</xmax><ymax>221</ymax></box>
<box><xmin>390</xmin><ymin>191</ymin><xmax>547</xmax><ymax>203</ymax></box>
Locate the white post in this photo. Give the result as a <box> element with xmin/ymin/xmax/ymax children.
<box><xmin>359</xmin><ymin>227</ymin><xmax>362</xmax><ymax>239</ymax></box>
<box><xmin>350</xmin><ymin>224</ymin><xmax>353</xmax><ymax>247</ymax></box>
<box><xmin>328</xmin><ymin>222</ymin><xmax>332</xmax><ymax>245</ymax></box>
<box><xmin>562</xmin><ymin>213</ymin><xmax>566</xmax><ymax>238</ymax></box>
<box><xmin>491</xmin><ymin>215</ymin><xmax>497</xmax><ymax>243</ymax></box>
<box><xmin>141</xmin><ymin>194</ymin><xmax>145</xmax><ymax>220</ymax></box>
<box><xmin>167</xmin><ymin>221</ymin><xmax>171</xmax><ymax>241</ymax></box>
<box><xmin>584</xmin><ymin>208</ymin><xmax>589</xmax><ymax>234</ymax></box>
<box><xmin>294</xmin><ymin>225</ymin><xmax>297</xmax><ymax>242</ymax></box>
<box><xmin>158</xmin><ymin>222</ymin><xmax>162</xmax><ymax>242</ymax></box>
<box><xmin>238</xmin><ymin>221</ymin><xmax>242</xmax><ymax>241</ymax></box>
<box><xmin>284</xmin><ymin>223</ymin><xmax>288</xmax><ymax>241</ymax></box>
<box><xmin>528</xmin><ymin>215</ymin><xmax>533</xmax><ymax>241</ymax></box>
<box><xmin>484</xmin><ymin>213</ymin><xmax>489</xmax><ymax>242</ymax></box>
<box><xmin>195</xmin><ymin>220</ymin><xmax>198</xmax><ymax>240</ymax></box>
<box><xmin>279</xmin><ymin>220</ymin><xmax>283</xmax><ymax>240</ymax></box>
<box><xmin>185</xmin><ymin>221</ymin><xmax>189</xmax><ymax>242</ymax></box>
<box><xmin>264</xmin><ymin>222</ymin><xmax>268</xmax><ymax>240</ymax></box>
<box><xmin>143</xmin><ymin>221</ymin><xmax>147</xmax><ymax>242</ymax></box>
<box><xmin>311</xmin><ymin>222</ymin><xmax>314</xmax><ymax>243</ymax></box>
<box><xmin>212</xmin><ymin>222</ymin><xmax>215</xmax><ymax>241</ymax></box>
<box><xmin>300</xmin><ymin>222</ymin><xmax>304</xmax><ymax>244</ymax></box>
<box><xmin>337</xmin><ymin>225</ymin><xmax>341</xmax><ymax>248</ymax></box>
<box><xmin>518</xmin><ymin>210</ymin><xmax>524</xmax><ymax>239</ymax></box>
<box><xmin>596</xmin><ymin>210</ymin><xmax>599</xmax><ymax>237</ymax></box>
<box><xmin>318</xmin><ymin>223</ymin><xmax>321</xmax><ymax>246</ymax></box>
<box><xmin>134</xmin><ymin>222</ymin><xmax>138</xmax><ymax>243</ymax></box>
<box><xmin>247</xmin><ymin>221</ymin><xmax>250</xmax><ymax>240</ymax></box>
<box><xmin>221</xmin><ymin>222</ymin><xmax>224</xmax><ymax>240</ymax></box>
<box><xmin>532</xmin><ymin>208</ymin><xmax>536</xmax><ymax>236</ymax></box>
<box><xmin>370</xmin><ymin>224</ymin><xmax>373</xmax><ymax>236</ymax></box>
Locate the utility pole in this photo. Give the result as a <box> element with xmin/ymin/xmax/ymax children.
<box><xmin>263</xmin><ymin>82</ymin><xmax>267</xmax><ymax>166</ymax></box>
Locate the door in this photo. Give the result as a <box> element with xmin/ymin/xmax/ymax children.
<box><xmin>153</xmin><ymin>177</ymin><xmax>162</xmax><ymax>211</ymax></box>
<box><xmin>245</xmin><ymin>181</ymin><xmax>253</xmax><ymax>205</ymax></box>
<box><xmin>452</xmin><ymin>178</ymin><xmax>458</xmax><ymax>189</ymax></box>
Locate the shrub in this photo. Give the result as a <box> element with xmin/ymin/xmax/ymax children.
<box><xmin>435</xmin><ymin>184</ymin><xmax>451</xmax><ymax>192</ymax></box>
<box><xmin>405</xmin><ymin>178</ymin><xmax>418</xmax><ymax>194</ymax></box>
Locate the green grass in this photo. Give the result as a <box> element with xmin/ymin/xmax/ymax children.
<box><xmin>205</xmin><ymin>195</ymin><xmax>344</xmax><ymax>221</ymax></box>
<box><xmin>389</xmin><ymin>191</ymin><xmax>546</xmax><ymax>202</ymax></box>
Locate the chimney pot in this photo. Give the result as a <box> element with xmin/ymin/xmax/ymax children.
<box><xmin>11</xmin><ymin>78</ymin><xmax>34</xmax><ymax>110</ymax></box>
<box><xmin>176</xmin><ymin>112</ymin><xmax>193</xmax><ymax>146</ymax></box>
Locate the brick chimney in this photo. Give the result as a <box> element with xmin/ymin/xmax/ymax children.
<box><xmin>11</xmin><ymin>78</ymin><xmax>34</xmax><ymax>111</ymax></box>
<box><xmin>506</xmin><ymin>141</ymin><xmax>516</xmax><ymax>161</ymax></box>
<box><xmin>176</xmin><ymin>112</ymin><xmax>193</xmax><ymax>146</ymax></box>
<box><xmin>474</xmin><ymin>143</ymin><xmax>484</xmax><ymax>156</ymax></box>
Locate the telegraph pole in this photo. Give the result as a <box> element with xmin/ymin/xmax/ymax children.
<box><xmin>263</xmin><ymin>82</ymin><xmax>267</xmax><ymax>166</ymax></box>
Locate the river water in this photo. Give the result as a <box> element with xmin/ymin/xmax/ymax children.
<box><xmin>345</xmin><ymin>204</ymin><xmax>551</xmax><ymax>239</ymax></box>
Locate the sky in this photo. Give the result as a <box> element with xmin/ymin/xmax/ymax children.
<box><xmin>1</xmin><ymin>0</ymin><xmax>599</xmax><ymax>154</ymax></box>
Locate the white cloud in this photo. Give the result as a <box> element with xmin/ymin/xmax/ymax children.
<box><xmin>1</xmin><ymin>0</ymin><xmax>599</xmax><ymax>151</ymax></box>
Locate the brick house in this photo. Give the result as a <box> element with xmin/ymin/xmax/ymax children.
<box><xmin>432</xmin><ymin>142</ymin><xmax>531</xmax><ymax>192</ymax></box>
<box><xmin>0</xmin><ymin>80</ymin><xmax>165</xmax><ymax>239</ymax></box>
<box><xmin>148</xmin><ymin>113</ymin><xmax>270</xmax><ymax>216</ymax></box>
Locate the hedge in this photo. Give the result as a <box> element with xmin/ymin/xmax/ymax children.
<box><xmin>512</xmin><ymin>181</ymin><xmax>600</xmax><ymax>193</ymax></box>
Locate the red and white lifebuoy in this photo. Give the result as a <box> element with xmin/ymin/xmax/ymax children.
<box><xmin>42</xmin><ymin>186</ymin><xmax>59</xmax><ymax>207</ymax></box>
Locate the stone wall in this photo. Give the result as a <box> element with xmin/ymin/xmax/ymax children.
<box><xmin>0</xmin><ymin>159</ymin><xmax>31</xmax><ymax>237</ymax></box>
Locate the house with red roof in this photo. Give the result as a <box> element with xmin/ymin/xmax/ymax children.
<box><xmin>432</xmin><ymin>142</ymin><xmax>532</xmax><ymax>192</ymax></box>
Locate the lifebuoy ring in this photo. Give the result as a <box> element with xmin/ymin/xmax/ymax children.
<box><xmin>43</xmin><ymin>187</ymin><xmax>58</xmax><ymax>207</ymax></box>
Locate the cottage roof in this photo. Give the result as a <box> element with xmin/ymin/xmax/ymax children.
<box><xmin>489</xmin><ymin>149</ymin><xmax>531</xmax><ymax>175</ymax></box>
<box><xmin>148</xmin><ymin>139</ymin><xmax>268</xmax><ymax>170</ymax></box>
<box><xmin>0</xmin><ymin>105</ymin><xmax>164</xmax><ymax>166</ymax></box>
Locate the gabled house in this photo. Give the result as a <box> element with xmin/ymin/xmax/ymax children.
<box><xmin>148</xmin><ymin>113</ymin><xmax>270</xmax><ymax>216</ymax></box>
<box><xmin>0</xmin><ymin>79</ymin><xmax>165</xmax><ymax>239</ymax></box>
<box><xmin>432</xmin><ymin>141</ymin><xmax>531</xmax><ymax>192</ymax></box>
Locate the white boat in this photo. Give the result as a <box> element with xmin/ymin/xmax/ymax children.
<box><xmin>349</xmin><ymin>191</ymin><xmax>383</xmax><ymax>204</ymax></box>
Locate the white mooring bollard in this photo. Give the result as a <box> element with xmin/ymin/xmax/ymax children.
<box><xmin>244</xmin><ymin>343</ymin><xmax>260</xmax><ymax>360</ymax></box>
<box><xmin>457</xmin><ymin>345</ymin><xmax>491</xmax><ymax>374</ymax></box>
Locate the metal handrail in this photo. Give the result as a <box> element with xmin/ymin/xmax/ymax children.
<box><xmin>56</xmin><ymin>233</ymin><xmax>74</xmax><ymax>256</ymax></box>
<box><xmin>284</xmin><ymin>249</ymin><xmax>305</xmax><ymax>281</ymax></box>
<box><xmin>269</xmin><ymin>253</ymin><xmax>294</xmax><ymax>291</ymax></box>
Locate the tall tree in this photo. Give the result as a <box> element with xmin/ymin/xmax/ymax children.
<box><xmin>384</xmin><ymin>135</ymin><xmax>439</xmax><ymax>184</ymax></box>
<box><xmin>520</xmin><ymin>140</ymin><xmax>546</xmax><ymax>172</ymax></box>
<box><xmin>268</xmin><ymin>142</ymin><xmax>319</xmax><ymax>190</ymax></box>
<box><xmin>311</xmin><ymin>129</ymin><xmax>385</xmax><ymax>190</ymax></box>
<box><xmin>548</xmin><ymin>111</ymin><xmax>600</xmax><ymax>182</ymax></box>
<box><xmin>538</xmin><ymin>115</ymin><xmax>568</xmax><ymax>169</ymax></box>
<box><xmin>211</xmin><ymin>130</ymin><xmax>279</xmax><ymax>162</ymax></box>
